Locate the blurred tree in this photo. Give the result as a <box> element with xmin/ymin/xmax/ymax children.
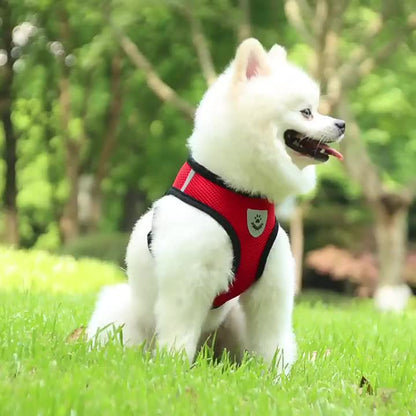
<box><xmin>57</xmin><ymin>6</ymin><xmax>80</xmax><ymax>242</ymax></box>
<box><xmin>29</xmin><ymin>1</ymin><xmax>127</xmax><ymax>241</ymax></box>
<box><xmin>1</xmin><ymin>0</ymin><xmax>415</xmax><ymax>302</ymax></box>
<box><xmin>284</xmin><ymin>0</ymin><xmax>416</xmax><ymax>308</ymax></box>
<box><xmin>0</xmin><ymin>0</ymin><xmax>19</xmax><ymax>245</ymax></box>
<box><xmin>89</xmin><ymin>53</ymin><xmax>123</xmax><ymax>231</ymax></box>
<box><xmin>110</xmin><ymin>0</ymin><xmax>415</xmax><ymax>304</ymax></box>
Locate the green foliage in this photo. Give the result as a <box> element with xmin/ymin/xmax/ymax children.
<box><xmin>305</xmin><ymin>177</ymin><xmax>373</xmax><ymax>252</ymax></box>
<box><xmin>59</xmin><ymin>232</ymin><xmax>129</xmax><ymax>265</ymax></box>
<box><xmin>351</xmin><ymin>53</ymin><xmax>416</xmax><ymax>189</ymax></box>
<box><xmin>1</xmin><ymin>0</ymin><xmax>415</xmax><ymax>251</ymax></box>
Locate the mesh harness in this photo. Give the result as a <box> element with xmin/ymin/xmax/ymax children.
<box><xmin>148</xmin><ymin>158</ymin><xmax>279</xmax><ymax>308</ymax></box>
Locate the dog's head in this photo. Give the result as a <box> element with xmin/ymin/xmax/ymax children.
<box><xmin>190</xmin><ymin>38</ymin><xmax>345</xmax><ymax>201</ymax></box>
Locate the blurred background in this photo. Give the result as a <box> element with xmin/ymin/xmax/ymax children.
<box><xmin>0</xmin><ymin>0</ymin><xmax>415</xmax><ymax>308</ymax></box>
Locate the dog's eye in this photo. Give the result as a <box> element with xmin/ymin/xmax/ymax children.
<box><xmin>300</xmin><ymin>108</ymin><xmax>312</xmax><ymax>119</ymax></box>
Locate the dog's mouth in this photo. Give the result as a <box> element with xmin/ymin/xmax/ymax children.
<box><xmin>284</xmin><ymin>130</ymin><xmax>343</xmax><ymax>162</ymax></box>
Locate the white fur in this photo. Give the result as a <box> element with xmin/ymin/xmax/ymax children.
<box><xmin>88</xmin><ymin>38</ymin><xmax>344</xmax><ymax>375</ymax></box>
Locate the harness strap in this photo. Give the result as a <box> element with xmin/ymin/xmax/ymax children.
<box><xmin>147</xmin><ymin>230</ymin><xmax>153</xmax><ymax>253</ymax></box>
<box><xmin>146</xmin><ymin>158</ymin><xmax>279</xmax><ymax>308</ymax></box>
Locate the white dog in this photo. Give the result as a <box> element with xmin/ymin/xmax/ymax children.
<box><xmin>87</xmin><ymin>38</ymin><xmax>345</xmax><ymax>374</ymax></box>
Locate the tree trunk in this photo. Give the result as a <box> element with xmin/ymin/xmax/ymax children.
<box><xmin>1</xmin><ymin>106</ymin><xmax>19</xmax><ymax>246</ymax></box>
<box><xmin>59</xmin><ymin>135</ymin><xmax>80</xmax><ymax>242</ymax></box>
<box><xmin>0</xmin><ymin>2</ymin><xmax>19</xmax><ymax>245</ymax></box>
<box><xmin>237</xmin><ymin>0</ymin><xmax>251</xmax><ymax>42</ymax></box>
<box><xmin>337</xmin><ymin>100</ymin><xmax>412</xmax><ymax>309</ymax></box>
<box><xmin>58</xmin><ymin>68</ymin><xmax>80</xmax><ymax>242</ymax></box>
<box><xmin>119</xmin><ymin>188</ymin><xmax>148</xmax><ymax>232</ymax></box>
<box><xmin>58</xmin><ymin>9</ymin><xmax>80</xmax><ymax>242</ymax></box>
<box><xmin>373</xmin><ymin>193</ymin><xmax>411</xmax><ymax>311</ymax></box>
<box><xmin>290</xmin><ymin>204</ymin><xmax>305</xmax><ymax>294</ymax></box>
<box><xmin>89</xmin><ymin>185</ymin><xmax>102</xmax><ymax>233</ymax></box>
<box><xmin>373</xmin><ymin>194</ymin><xmax>409</xmax><ymax>286</ymax></box>
<box><xmin>90</xmin><ymin>54</ymin><xmax>123</xmax><ymax>231</ymax></box>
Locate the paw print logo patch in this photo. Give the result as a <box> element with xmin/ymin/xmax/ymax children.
<box><xmin>247</xmin><ymin>209</ymin><xmax>268</xmax><ymax>237</ymax></box>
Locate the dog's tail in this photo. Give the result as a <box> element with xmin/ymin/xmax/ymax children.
<box><xmin>87</xmin><ymin>283</ymin><xmax>145</xmax><ymax>346</ymax></box>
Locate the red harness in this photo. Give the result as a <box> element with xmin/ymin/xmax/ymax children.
<box><xmin>151</xmin><ymin>158</ymin><xmax>279</xmax><ymax>308</ymax></box>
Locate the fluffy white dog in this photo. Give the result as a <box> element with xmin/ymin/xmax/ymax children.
<box><xmin>88</xmin><ymin>38</ymin><xmax>345</xmax><ymax>374</ymax></box>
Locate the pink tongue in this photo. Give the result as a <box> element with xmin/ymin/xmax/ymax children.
<box><xmin>321</xmin><ymin>144</ymin><xmax>343</xmax><ymax>161</ymax></box>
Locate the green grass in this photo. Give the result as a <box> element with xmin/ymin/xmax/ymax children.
<box><xmin>0</xmin><ymin>247</ymin><xmax>125</xmax><ymax>293</ymax></box>
<box><xmin>1</xmin><ymin>248</ymin><xmax>415</xmax><ymax>415</ymax></box>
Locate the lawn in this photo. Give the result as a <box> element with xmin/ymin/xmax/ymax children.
<box><xmin>1</xmin><ymin>248</ymin><xmax>415</xmax><ymax>415</ymax></box>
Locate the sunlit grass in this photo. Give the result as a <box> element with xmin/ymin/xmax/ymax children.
<box><xmin>1</xmin><ymin>248</ymin><xmax>415</xmax><ymax>415</ymax></box>
<box><xmin>0</xmin><ymin>247</ymin><xmax>125</xmax><ymax>293</ymax></box>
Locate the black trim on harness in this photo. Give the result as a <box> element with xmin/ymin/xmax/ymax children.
<box><xmin>255</xmin><ymin>219</ymin><xmax>279</xmax><ymax>280</ymax></box>
<box><xmin>147</xmin><ymin>230</ymin><xmax>153</xmax><ymax>253</ymax></box>
<box><xmin>166</xmin><ymin>187</ymin><xmax>241</xmax><ymax>274</ymax></box>
<box><xmin>188</xmin><ymin>157</ymin><xmax>264</xmax><ymax>199</ymax></box>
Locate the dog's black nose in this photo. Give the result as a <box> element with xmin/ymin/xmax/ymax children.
<box><xmin>335</xmin><ymin>120</ymin><xmax>346</xmax><ymax>134</ymax></box>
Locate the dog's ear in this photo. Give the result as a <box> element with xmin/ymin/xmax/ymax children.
<box><xmin>232</xmin><ymin>38</ymin><xmax>271</xmax><ymax>83</ymax></box>
<box><xmin>268</xmin><ymin>44</ymin><xmax>287</xmax><ymax>64</ymax></box>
